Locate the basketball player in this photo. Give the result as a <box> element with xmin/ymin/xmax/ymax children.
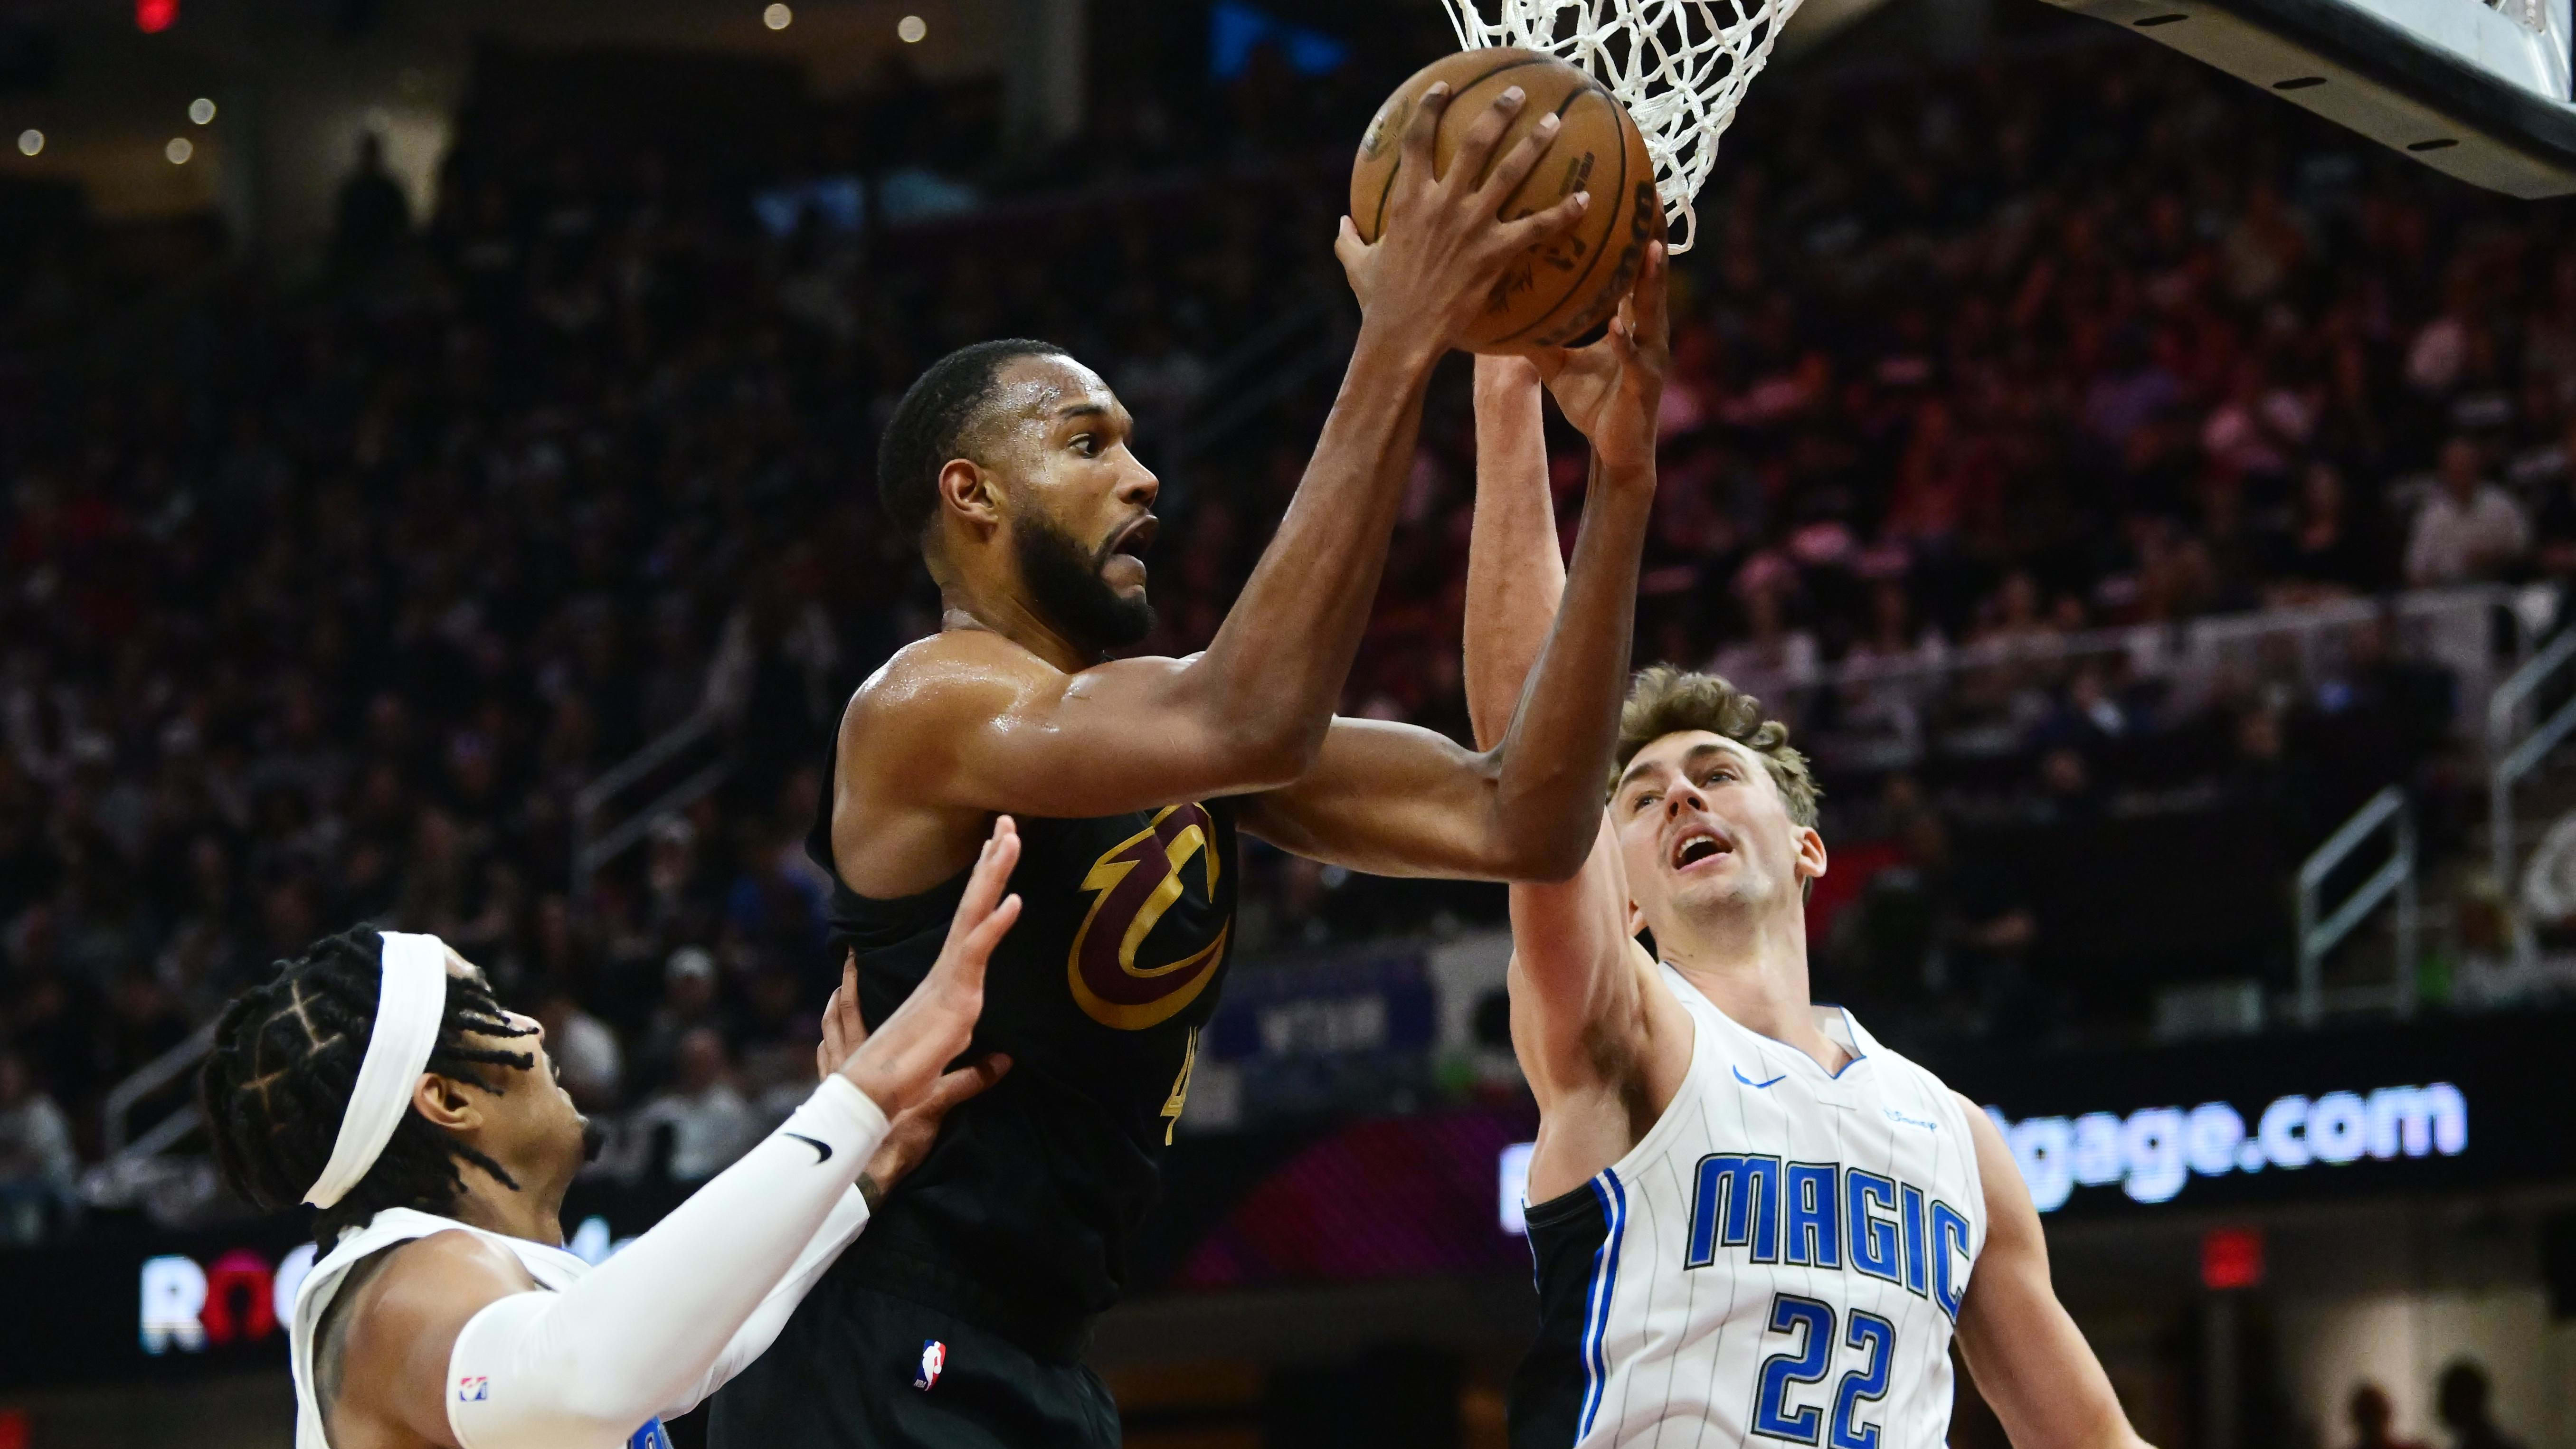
<box><xmin>710</xmin><ymin>88</ymin><xmax>1662</xmax><ymax>1448</ymax></box>
<box><xmin>1462</xmin><ymin>342</ymin><xmax>2155</xmax><ymax>1447</ymax></box>
<box><xmin>199</xmin><ymin>818</ymin><xmax>1025</xmax><ymax>1449</ymax></box>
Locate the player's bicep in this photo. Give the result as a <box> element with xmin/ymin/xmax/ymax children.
<box><xmin>929</xmin><ymin>654</ymin><xmax>1278</xmax><ymax>817</ymax></box>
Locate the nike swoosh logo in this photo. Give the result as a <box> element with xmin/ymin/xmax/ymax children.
<box><xmin>784</xmin><ymin>1133</ymin><xmax>833</xmax><ymax>1163</ymax></box>
<box><xmin>1733</xmin><ymin>1066</ymin><xmax>1788</xmax><ymax>1089</ymax></box>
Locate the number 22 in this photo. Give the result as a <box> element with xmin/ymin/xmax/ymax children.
<box><xmin>1750</xmin><ymin>1294</ymin><xmax>1895</xmax><ymax>1449</ymax></box>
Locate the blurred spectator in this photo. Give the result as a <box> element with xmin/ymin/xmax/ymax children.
<box><xmin>0</xmin><ymin>1048</ymin><xmax>76</xmax><ymax>1243</ymax></box>
<box><xmin>2434</xmin><ymin>1361</ymin><xmax>2524</xmax><ymax>1449</ymax></box>
<box><xmin>2273</xmin><ymin>464</ymin><xmax>2386</xmax><ymax>598</ymax></box>
<box><xmin>631</xmin><ymin>1026</ymin><xmax>759</xmax><ymax>1184</ymax></box>
<box><xmin>2406</xmin><ymin>439</ymin><xmax>2531</xmax><ymax>585</ymax></box>
<box><xmin>2343</xmin><ymin>1383</ymin><xmax>2428</xmax><ymax>1449</ymax></box>
<box><xmin>534</xmin><ymin>986</ymin><xmax>625</xmax><ymax>1111</ymax></box>
<box><xmin>638</xmin><ymin>946</ymin><xmax>726</xmax><ymax>1095</ymax></box>
<box><xmin>331</xmin><ymin>132</ymin><xmax>413</xmax><ymax>277</ymax></box>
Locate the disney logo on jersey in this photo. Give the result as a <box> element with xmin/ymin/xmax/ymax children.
<box><xmin>1067</xmin><ymin>803</ymin><xmax>1231</xmax><ymax>1031</ymax></box>
<box><xmin>1685</xmin><ymin>1154</ymin><xmax>1976</xmax><ymax>1321</ymax></box>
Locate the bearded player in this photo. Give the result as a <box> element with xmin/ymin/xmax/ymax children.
<box><xmin>1461</xmin><ymin>345</ymin><xmax>2155</xmax><ymax>1446</ymax></box>
<box><xmin>710</xmin><ymin>86</ymin><xmax>1666</xmax><ymax>1448</ymax></box>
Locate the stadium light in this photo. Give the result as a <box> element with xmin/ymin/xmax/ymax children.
<box><xmin>165</xmin><ymin>136</ymin><xmax>192</xmax><ymax>164</ymax></box>
<box><xmin>763</xmin><ymin>3</ymin><xmax>791</xmax><ymax>29</ymax></box>
<box><xmin>15</xmin><ymin>130</ymin><xmax>40</xmax><ymax>158</ymax></box>
<box><xmin>189</xmin><ymin>98</ymin><xmax>216</xmax><ymax>125</ymax></box>
<box><xmin>898</xmin><ymin>14</ymin><xmax>927</xmax><ymax>41</ymax></box>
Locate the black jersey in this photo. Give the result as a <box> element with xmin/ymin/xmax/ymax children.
<box><xmin>790</xmin><ymin>741</ymin><xmax>1237</xmax><ymax>1355</ymax></box>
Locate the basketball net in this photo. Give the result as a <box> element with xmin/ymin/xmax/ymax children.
<box><xmin>1440</xmin><ymin>0</ymin><xmax>1807</xmax><ymax>253</ymax></box>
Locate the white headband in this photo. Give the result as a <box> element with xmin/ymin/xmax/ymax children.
<box><xmin>304</xmin><ymin>931</ymin><xmax>453</xmax><ymax>1209</ymax></box>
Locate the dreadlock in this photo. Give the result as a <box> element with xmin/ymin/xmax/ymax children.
<box><xmin>199</xmin><ymin>925</ymin><xmax>541</xmax><ymax>1245</ymax></box>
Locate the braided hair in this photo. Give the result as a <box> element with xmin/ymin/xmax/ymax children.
<box><xmin>199</xmin><ymin>925</ymin><xmax>542</xmax><ymax>1245</ymax></box>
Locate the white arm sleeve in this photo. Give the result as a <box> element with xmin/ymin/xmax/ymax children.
<box><xmin>654</xmin><ymin>1183</ymin><xmax>871</xmax><ymax>1419</ymax></box>
<box><xmin>445</xmin><ymin>1077</ymin><xmax>888</xmax><ymax>1449</ymax></box>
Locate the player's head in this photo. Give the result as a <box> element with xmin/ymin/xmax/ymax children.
<box><xmin>879</xmin><ymin>339</ymin><xmax>1160</xmax><ymax>655</ymax></box>
<box><xmin>199</xmin><ymin>925</ymin><xmax>587</xmax><ymax>1244</ymax></box>
<box><xmin>1605</xmin><ymin>667</ymin><xmax>1823</xmax><ymax>943</ymax></box>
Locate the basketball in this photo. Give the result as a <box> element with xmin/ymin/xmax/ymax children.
<box><xmin>1349</xmin><ymin>47</ymin><xmax>1663</xmax><ymax>353</ymax></box>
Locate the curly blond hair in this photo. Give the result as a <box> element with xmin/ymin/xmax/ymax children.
<box><xmin>1612</xmin><ymin>666</ymin><xmax>1820</xmax><ymax>829</ymax></box>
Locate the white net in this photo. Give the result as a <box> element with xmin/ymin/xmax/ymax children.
<box><xmin>1441</xmin><ymin>0</ymin><xmax>1809</xmax><ymax>252</ymax></box>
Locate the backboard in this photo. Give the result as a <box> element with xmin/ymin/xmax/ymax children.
<box><xmin>2038</xmin><ymin>0</ymin><xmax>2576</xmax><ymax>197</ymax></box>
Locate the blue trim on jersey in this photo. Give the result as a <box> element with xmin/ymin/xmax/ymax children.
<box><xmin>1576</xmin><ymin>1170</ymin><xmax>1628</xmax><ymax>1440</ymax></box>
<box><xmin>1718</xmin><ymin>1005</ymin><xmax>1871</xmax><ymax>1081</ymax></box>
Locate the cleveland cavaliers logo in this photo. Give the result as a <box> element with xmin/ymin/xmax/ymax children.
<box><xmin>1067</xmin><ymin>803</ymin><xmax>1229</xmax><ymax>1031</ymax></box>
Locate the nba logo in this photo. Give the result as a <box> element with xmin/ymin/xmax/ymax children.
<box><xmin>913</xmin><ymin>1339</ymin><xmax>946</xmax><ymax>1391</ymax></box>
<box><xmin>456</xmin><ymin>1376</ymin><xmax>489</xmax><ymax>1403</ymax></box>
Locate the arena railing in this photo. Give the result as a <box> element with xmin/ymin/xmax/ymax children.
<box><xmin>568</xmin><ymin>709</ymin><xmax>734</xmax><ymax>911</ymax></box>
<box><xmin>2294</xmin><ymin>784</ymin><xmax>2418</xmax><ymax>1026</ymax></box>
<box><xmin>2485</xmin><ymin>624</ymin><xmax>2576</xmax><ymax>968</ymax></box>
<box><xmin>1724</xmin><ymin>584</ymin><xmax>2540</xmax><ymax>774</ymax></box>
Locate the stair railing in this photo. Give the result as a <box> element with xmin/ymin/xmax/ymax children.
<box><xmin>570</xmin><ymin>710</ymin><xmax>734</xmax><ymax>909</ymax></box>
<box><xmin>2488</xmin><ymin>625</ymin><xmax>2576</xmax><ymax>967</ymax></box>
<box><xmin>2294</xmin><ymin>784</ymin><xmax>2417</xmax><ymax>1026</ymax></box>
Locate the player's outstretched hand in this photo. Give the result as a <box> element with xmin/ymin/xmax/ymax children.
<box><xmin>1333</xmin><ymin>82</ymin><xmax>1590</xmax><ymax>350</ymax></box>
<box><xmin>834</xmin><ymin>815</ymin><xmax>1020</xmax><ymax>1121</ymax></box>
<box><xmin>816</xmin><ymin>949</ymin><xmax>1011</xmax><ymax>1204</ymax></box>
<box><xmin>1530</xmin><ymin>239</ymin><xmax>1670</xmax><ymax>477</ymax></box>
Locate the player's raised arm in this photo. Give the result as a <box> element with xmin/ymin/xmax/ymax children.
<box><xmin>1240</xmin><ymin>245</ymin><xmax>1669</xmax><ymax>897</ymax></box>
<box><xmin>1470</xmin><ymin>270</ymin><xmax>1670</xmax><ymax>1090</ymax></box>
<box><xmin>1953</xmin><ymin>1096</ymin><xmax>2159</xmax><ymax>1449</ymax></box>
<box><xmin>855</xmin><ymin>86</ymin><xmax>1592</xmax><ymax>829</ymax></box>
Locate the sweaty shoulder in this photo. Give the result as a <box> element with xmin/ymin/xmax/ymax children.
<box><xmin>838</xmin><ymin>634</ymin><xmax>1047</xmax><ymax>775</ymax></box>
<box><xmin>850</xmin><ymin>632</ymin><xmax>1057</xmax><ymax>726</ymax></box>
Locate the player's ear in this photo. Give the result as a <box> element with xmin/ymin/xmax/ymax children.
<box><xmin>938</xmin><ymin>458</ymin><xmax>1003</xmax><ymax>533</ymax></box>
<box><xmin>1627</xmin><ymin>898</ymin><xmax>1646</xmax><ymax>938</ymax></box>
<box><xmin>1793</xmin><ymin>826</ymin><xmax>1827</xmax><ymax>886</ymax></box>
<box><xmin>412</xmin><ymin>1071</ymin><xmax>482</xmax><ymax>1132</ymax></box>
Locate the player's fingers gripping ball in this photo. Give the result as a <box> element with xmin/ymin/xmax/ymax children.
<box><xmin>1352</xmin><ymin>48</ymin><xmax>1664</xmax><ymax>353</ymax></box>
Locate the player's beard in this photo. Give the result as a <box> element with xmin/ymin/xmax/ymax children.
<box><xmin>1016</xmin><ymin>513</ymin><xmax>1155</xmax><ymax>656</ymax></box>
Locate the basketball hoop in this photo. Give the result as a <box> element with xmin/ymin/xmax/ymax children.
<box><xmin>1440</xmin><ymin>0</ymin><xmax>1809</xmax><ymax>252</ymax></box>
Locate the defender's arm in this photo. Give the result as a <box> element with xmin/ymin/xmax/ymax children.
<box><xmin>328</xmin><ymin>827</ymin><xmax>1023</xmax><ymax>1449</ymax></box>
<box><xmin>1236</xmin><ymin>432</ymin><xmax>1653</xmax><ymax>881</ymax></box>
<box><xmin>1453</xmin><ymin>354</ymin><xmax>1657</xmax><ymax>1092</ymax></box>
<box><xmin>1239</xmin><ymin>249</ymin><xmax>1670</xmax><ymax>884</ymax></box>
<box><xmin>1953</xmin><ymin>1097</ymin><xmax>2157</xmax><ymax>1449</ymax></box>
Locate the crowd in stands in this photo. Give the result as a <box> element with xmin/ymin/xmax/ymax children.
<box><xmin>4</xmin><ymin>7</ymin><xmax>2574</xmax><ymax>1235</ymax></box>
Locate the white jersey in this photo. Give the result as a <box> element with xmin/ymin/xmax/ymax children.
<box><xmin>287</xmin><ymin>1208</ymin><xmax>672</xmax><ymax>1449</ymax></box>
<box><xmin>1512</xmin><ymin>967</ymin><xmax>1988</xmax><ymax>1449</ymax></box>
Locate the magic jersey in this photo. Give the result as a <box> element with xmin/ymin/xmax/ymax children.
<box><xmin>1511</xmin><ymin>968</ymin><xmax>1988</xmax><ymax>1449</ymax></box>
<box><xmin>287</xmin><ymin>1208</ymin><xmax>672</xmax><ymax>1449</ymax></box>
